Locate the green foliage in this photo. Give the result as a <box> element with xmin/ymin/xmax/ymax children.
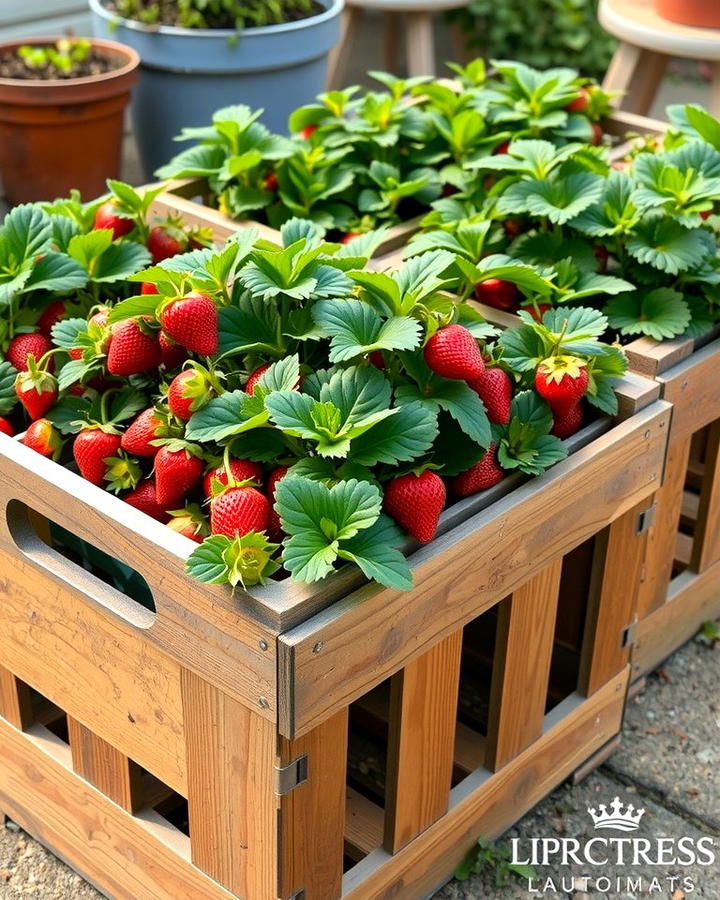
<box><xmin>112</xmin><ymin>0</ymin><xmax>318</xmax><ymax>28</ymax></box>
<box><xmin>16</xmin><ymin>38</ymin><xmax>91</xmax><ymax>77</ymax></box>
<box><xmin>456</xmin><ymin>837</ymin><xmax>536</xmax><ymax>886</ymax></box>
<box><xmin>449</xmin><ymin>0</ymin><xmax>616</xmax><ymax>82</ymax></box>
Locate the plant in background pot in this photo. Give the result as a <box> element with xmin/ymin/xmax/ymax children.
<box><xmin>0</xmin><ymin>37</ymin><xmax>139</xmax><ymax>204</ymax></box>
<box><xmin>88</xmin><ymin>0</ymin><xmax>344</xmax><ymax>178</ymax></box>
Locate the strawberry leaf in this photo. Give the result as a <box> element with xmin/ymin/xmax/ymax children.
<box><xmin>396</xmin><ymin>380</ymin><xmax>491</xmax><ymax>447</ymax></box>
<box><xmin>22</xmin><ymin>252</ymin><xmax>88</xmax><ymax>294</ymax></box>
<box><xmin>50</xmin><ymin>318</ymin><xmax>87</xmax><ymax>350</ymax></box>
<box><xmin>605</xmin><ymin>288</ymin><xmax>692</xmax><ymax>341</ymax></box>
<box><xmin>627</xmin><ymin>220</ymin><xmax>711</xmax><ymax>274</ymax></box>
<box><xmin>497</xmin><ymin>391</ymin><xmax>567</xmax><ymax>475</ymax></box>
<box><xmin>107</xmin><ymin>296</ymin><xmax>160</xmax><ymax>325</ymax></box>
<box><xmin>185</xmin><ymin>390</ymin><xmax>268</xmax><ymax>442</ymax></box>
<box><xmin>45</xmin><ymin>396</ymin><xmax>92</xmax><ymax>434</ymax></box>
<box><xmin>498</xmin><ymin>172</ymin><xmax>603</xmax><ymax>225</ymax></box>
<box><xmin>0</xmin><ymin>361</ymin><xmax>18</xmax><ymax>415</ymax></box>
<box><xmin>217</xmin><ymin>295</ymin><xmax>283</xmax><ymax>358</ymax></box>
<box><xmin>313</xmin><ymin>298</ymin><xmax>422</xmax><ymax>362</ymax></box>
<box><xmin>338</xmin><ymin>516</ymin><xmax>412</xmax><ymax>590</ymax></box>
<box><xmin>107</xmin><ymin>387</ymin><xmax>147</xmax><ymax>425</ymax></box>
<box><xmin>349</xmin><ymin>400</ymin><xmax>438</xmax><ymax>466</ymax></box>
<box><xmin>430</xmin><ymin>412</ymin><xmax>488</xmax><ymax>476</ymax></box>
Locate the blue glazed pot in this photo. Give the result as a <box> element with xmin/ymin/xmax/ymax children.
<box><xmin>89</xmin><ymin>0</ymin><xmax>343</xmax><ymax>178</ymax></box>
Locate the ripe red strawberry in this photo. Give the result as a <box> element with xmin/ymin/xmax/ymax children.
<box><xmin>22</xmin><ymin>419</ymin><xmax>62</xmax><ymax>458</ymax></box>
<box><xmin>551</xmin><ymin>403</ymin><xmax>584</xmax><ymax>439</ymax></box>
<box><xmin>424</xmin><ymin>324</ymin><xmax>485</xmax><ymax>380</ymax></box>
<box><xmin>593</xmin><ymin>245</ymin><xmax>609</xmax><ymax>272</ymax></box>
<box><xmin>210</xmin><ymin>486</ymin><xmax>270</xmax><ymax>538</ymax></box>
<box><xmin>121</xmin><ymin>408</ymin><xmax>164</xmax><ymax>457</ymax></box>
<box><xmin>107</xmin><ymin>319</ymin><xmax>161</xmax><ymax>376</ymax></box>
<box><xmin>565</xmin><ymin>87</ymin><xmax>590</xmax><ymax>112</ymax></box>
<box><xmin>154</xmin><ymin>445</ymin><xmax>204</xmax><ymax>508</ymax></box>
<box><xmin>474</xmin><ymin>279</ymin><xmax>519</xmax><ymax>312</ymax></box>
<box><xmin>263</xmin><ymin>171</ymin><xmax>279</xmax><ymax>192</ymax></box>
<box><xmin>89</xmin><ymin>308</ymin><xmax>110</xmax><ymax>329</ymax></box>
<box><xmin>442</xmin><ymin>183</ymin><xmax>459</xmax><ymax>197</ymax></box>
<box><xmin>0</xmin><ymin>417</ymin><xmax>13</xmax><ymax>437</ymax></box>
<box><xmin>148</xmin><ymin>225</ymin><xmax>186</xmax><ymax>263</ymax></box>
<box><xmin>37</xmin><ymin>300</ymin><xmax>66</xmax><ymax>337</ymax></box>
<box><xmin>700</xmin><ymin>208</ymin><xmax>713</xmax><ymax>221</ymax></box>
<box><xmin>246</xmin><ymin>362</ymin><xmax>271</xmax><ymax>394</ymax></box>
<box><xmin>168</xmin><ymin>369</ymin><xmax>211</xmax><ymax>421</ymax></box>
<box><xmin>159</xmin><ymin>293</ymin><xmax>218</xmax><ymax>357</ymax></box>
<box><xmin>159</xmin><ymin>331</ymin><xmax>187</xmax><ymax>369</ymax></box>
<box><xmin>494</xmin><ymin>140</ymin><xmax>510</xmax><ymax>154</ymax></box>
<box><xmin>526</xmin><ymin>302</ymin><xmax>552</xmax><ymax>323</ymax></box>
<box><xmin>368</xmin><ymin>350</ymin><xmax>385</xmax><ymax>370</ymax></box>
<box><xmin>73</xmin><ymin>428</ymin><xmax>122</xmax><ymax>486</ymax></box>
<box><xmin>535</xmin><ymin>356</ymin><xmax>589</xmax><ymax>415</ymax></box>
<box><xmin>451</xmin><ymin>444</ymin><xmax>504</xmax><ymax>497</ymax></box>
<box><xmin>300</xmin><ymin>124</ymin><xmax>317</xmax><ymax>140</ymax></box>
<box><xmin>341</xmin><ymin>232</ymin><xmax>361</xmax><ymax>244</ymax></box>
<box><xmin>93</xmin><ymin>201</ymin><xmax>134</xmax><ymax>239</ymax></box>
<box><xmin>266</xmin><ymin>464</ymin><xmax>289</xmax><ymax>541</ymax></box>
<box><xmin>383</xmin><ymin>470</ymin><xmax>446</xmax><ymax>544</ymax></box>
<box><xmin>141</xmin><ymin>282</ymin><xmax>159</xmax><ymax>295</ymax></box>
<box><xmin>14</xmin><ymin>365</ymin><xmax>58</xmax><ymax>420</ymax></box>
<box><xmin>203</xmin><ymin>459</ymin><xmax>263</xmax><ymax>498</ymax></box>
<box><xmin>467</xmin><ymin>368</ymin><xmax>512</xmax><ymax>425</ymax></box>
<box><xmin>124</xmin><ymin>479</ymin><xmax>169</xmax><ymax>522</ymax></box>
<box><xmin>503</xmin><ymin>218</ymin><xmax>524</xmax><ymax>241</ymax></box>
<box><xmin>590</xmin><ymin>122</ymin><xmax>603</xmax><ymax>146</ymax></box>
<box><xmin>7</xmin><ymin>333</ymin><xmax>52</xmax><ymax>372</ymax></box>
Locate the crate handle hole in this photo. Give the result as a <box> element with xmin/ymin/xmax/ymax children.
<box><xmin>6</xmin><ymin>499</ymin><xmax>156</xmax><ymax>627</ymax></box>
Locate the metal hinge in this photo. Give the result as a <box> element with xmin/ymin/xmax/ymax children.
<box><xmin>286</xmin><ymin>892</ymin><xmax>305</xmax><ymax>900</ymax></box>
<box><xmin>621</xmin><ymin>621</ymin><xmax>637</xmax><ymax>649</ymax></box>
<box><xmin>276</xmin><ymin>755</ymin><xmax>308</xmax><ymax>796</ymax></box>
<box><xmin>636</xmin><ymin>503</ymin><xmax>656</xmax><ymax>535</ymax></box>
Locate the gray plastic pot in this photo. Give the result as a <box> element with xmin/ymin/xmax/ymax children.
<box><xmin>89</xmin><ymin>0</ymin><xmax>343</xmax><ymax>178</ymax></box>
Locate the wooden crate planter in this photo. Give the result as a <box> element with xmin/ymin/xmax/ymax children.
<box><xmin>0</xmin><ymin>364</ymin><xmax>669</xmax><ymax>899</ymax></box>
<box><xmin>625</xmin><ymin>329</ymin><xmax>720</xmax><ymax>679</ymax></box>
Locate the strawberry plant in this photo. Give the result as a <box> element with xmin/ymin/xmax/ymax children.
<box><xmin>16</xmin><ymin>221</ymin><xmax>626</xmax><ymax>595</ymax></box>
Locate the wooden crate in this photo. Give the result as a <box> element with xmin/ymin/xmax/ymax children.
<box><xmin>625</xmin><ymin>329</ymin><xmax>720</xmax><ymax>679</ymax></box>
<box><xmin>0</xmin><ymin>364</ymin><xmax>669</xmax><ymax>899</ymax></box>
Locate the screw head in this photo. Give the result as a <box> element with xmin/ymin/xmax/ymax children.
<box><xmin>258</xmin><ymin>697</ymin><xmax>270</xmax><ymax>709</ymax></box>
<box><xmin>259</xmin><ymin>639</ymin><xmax>268</xmax><ymax>651</ymax></box>
<box><xmin>313</xmin><ymin>641</ymin><xmax>324</xmax><ymax>654</ymax></box>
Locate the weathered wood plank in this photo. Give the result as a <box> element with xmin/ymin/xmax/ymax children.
<box><xmin>67</xmin><ymin>718</ymin><xmax>143</xmax><ymax>813</ymax></box>
<box><xmin>384</xmin><ymin>631</ymin><xmax>463</xmax><ymax>852</ymax></box>
<box><xmin>345</xmin><ymin>788</ymin><xmax>384</xmax><ymax>861</ymax></box>
<box><xmin>690</xmin><ymin>420</ymin><xmax>720</xmax><ymax>573</ymax></box>
<box><xmin>181</xmin><ymin>670</ymin><xmax>277</xmax><ymax>898</ymax></box>
<box><xmin>279</xmin><ymin>709</ymin><xmax>348</xmax><ymax>900</ymax></box>
<box><xmin>658</xmin><ymin>338</ymin><xmax>720</xmax><ymax>441</ymax></box>
<box><xmin>279</xmin><ymin>402</ymin><xmax>669</xmax><ymax>738</ymax></box>
<box><xmin>0</xmin><ymin>665</ymin><xmax>33</xmax><ymax>730</ymax></box>
<box><xmin>486</xmin><ymin>559</ymin><xmax>562</xmax><ymax>770</ymax></box>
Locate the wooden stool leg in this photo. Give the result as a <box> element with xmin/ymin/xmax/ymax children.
<box><xmin>405</xmin><ymin>12</ymin><xmax>436</xmax><ymax>78</ymax></box>
<box><xmin>603</xmin><ymin>42</ymin><xmax>668</xmax><ymax>115</ymax></box>
<box><xmin>710</xmin><ymin>62</ymin><xmax>720</xmax><ymax>117</ymax></box>
<box><xmin>326</xmin><ymin>6</ymin><xmax>361</xmax><ymax>90</ymax></box>
<box><xmin>384</xmin><ymin>11</ymin><xmax>401</xmax><ymax>73</ymax></box>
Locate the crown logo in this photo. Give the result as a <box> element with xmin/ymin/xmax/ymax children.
<box><xmin>587</xmin><ymin>797</ymin><xmax>645</xmax><ymax>832</ymax></box>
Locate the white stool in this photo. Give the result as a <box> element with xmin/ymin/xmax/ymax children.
<box><xmin>600</xmin><ymin>0</ymin><xmax>720</xmax><ymax>115</ymax></box>
<box><xmin>327</xmin><ymin>0</ymin><xmax>468</xmax><ymax>87</ymax></box>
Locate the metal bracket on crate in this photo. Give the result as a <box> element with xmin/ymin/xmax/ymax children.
<box><xmin>621</xmin><ymin>621</ymin><xmax>637</xmax><ymax>649</ymax></box>
<box><xmin>275</xmin><ymin>754</ymin><xmax>308</xmax><ymax>796</ymax></box>
<box><xmin>286</xmin><ymin>891</ymin><xmax>305</xmax><ymax>900</ymax></box>
<box><xmin>635</xmin><ymin>503</ymin><xmax>656</xmax><ymax>535</ymax></box>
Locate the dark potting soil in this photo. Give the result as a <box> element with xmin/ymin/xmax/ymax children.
<box><xmin>0</xmin><ymin>52</ymin><xmax>120</xmax><ymax>81</ymax></box>
<box><xmin>105</xmin><ymin>0</ymin><xmax>325</xmax><ymax>29</ymax></box>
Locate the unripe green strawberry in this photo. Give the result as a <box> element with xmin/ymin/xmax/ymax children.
<box><xmin>424</xmin><ymin>324</ymin><xmax>485</xmax><ymax>380</ymax></box>
<box><xmin>124</xmin><ymin>479</ymin><xmax>168</xmax><ymax>522</ymax></box>
<box><xmin>73</xmin><ymin>428</ymin><xmax>122</xmax><ymax>486</ymax></box>
<box><xmin>203</xmin><ymin>459</ymin><xmax>263</xmax><ymax>498</ymax></box>
<box><xmin>154</xmin><ymin>445</ymin><xmax>204</xmax><ymax>508</ymax></box>
<box><xmin>107</xmin><ymin>318</ymin><xmax>161</xmax><ymax>376</ymax></box>
<box><xmin>22</xmin><ymin>419</ymin><xmax>62</xmax><ymax>458</ymax></box>
<box><xmin>551</xmin><ymin>403</ymin><xmax>584</xmax><ymax>440</ymax></box>
<box><xmin>451</xmin><ymin>444</ymin><xmax>504</xmax><ymax>497</ymax></box>
<box><xmin>121</xmin><ymin>408</ymin><xmax>164</xmax><ymax>458</ymax></box>
<box><xmin>160</xmin><ymin>292</ymin><xmax>218</xmax><ymax>357</ymax></box>
<box><xmin>167</xmin><ymin>505</ymin><xmax>208</xmax><ymax>543</ymax></box>
<box><xmin>467</xmin><ymin>367</ymin><xmax>512</xmax><ymax>425</ymax></box>
<box><xmin>383</xmin><ymin>470</ymin><xmax>446</xmax><ymax>544</ymax></box>
<box><xmin>7</xmin><ymin>333</ymin><xmax>52</xmax><ymax>373</ymax></box>
<box><xmin>210</xmin><ymin>486</ymin><xmax>271</xmax><ymax>538</ymax></box>
<box><xmin>535</xmin><ymin>356</ymin><xmax>589</xmax><ymax>415</ymax></box>
<box><xmin>167</xmin><ymin>368</ymin><xmax>212</xmax><ymax>421</ymax></box>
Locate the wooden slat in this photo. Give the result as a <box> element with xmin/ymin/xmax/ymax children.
<box><xmin>636</xmin><ymin>435</ymin><xmax>692</xmax><ymax>618</ymax></box>
<box><xmin>680</xmin><ymin>490</ymin><xmax>700</xmax><ymax>530</ymax></box>
<box><xmin>658</xmin><ymin>338</ymin><xmax>720</xmax><ymax>441</ymax></box>
<box><xmin>486</xmin><ymin>560</ymin><xmax>562</xmax><ymax>770</ymax></box>
<box><xmin>181</xmin><ymin>670</ymin><xmax>277</xmax><ymax>899</ymax></box>
<box><xmin>384</xmin><ymin>631</ymin><xmax>463</xmax><ymax>853</ymax></box>
<box><xmin>632</xmin><ymin>561</ymin><xmax>720</xmax><ymax>679</ymax></box>
<box><xmin>279</xmin><ymin>709</ymin><xmax>348</xmax><ymax>900</ymax></box>
<box><xmin>625</xmin><ymin>334</ymin><xmax>696</xmax><ymax>378</ymax></box>
<box><xmin>343</xmin><ymin>670</ymin><xmax>628</xmax><ymax>900</ymax></box>
<box><xmin>279</xmin><ymin>402</ymin><xmax>669</xmax><ymax>739</ymax></box>
<box><xmin>0</xmin><ymin>546</ymin><xmax>187</xmax><ymax>796</ymax></box>
<box><xmin>690</xmin><ymin>420</ymin><xmax>720</xmax><ymax>573</ymax></box>
<box><xmin>345</xmin><ymin>788</ymin><xmax>384</xmax><ymax>862</ymax></box>
<box><xmin>0</xmin><ymin>665</ymin><xmax>33</xmax><ymax>730</ymax></box>
<box><xmin>0</xmin><ymin>719</ymin><xmax>236</xmax><ymax>900</ymax></box>
<box><xmin>67</xmin><ymin>718</ymin><xmax>143</xmax><ymax>813</ymax></box>
<box><xmin>578</xmin><ymin>502</ymin><xmax>649</xmax><ymax>696</ymax></box>
<box><xmin>675</xmin><ymin>532</ymin><xmax>693</xmax><ymax>568</ymax></box>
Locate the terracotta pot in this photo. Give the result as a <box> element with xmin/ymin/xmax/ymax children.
<box><xmin>655</xmin><ymin>0</ymin><xmax>720</xmax><ymax>28</ymax></box>
<box><xmin>0</xmin><ymin>38</ymin><xmax>139</xmax><ymax>205</ymax></box>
